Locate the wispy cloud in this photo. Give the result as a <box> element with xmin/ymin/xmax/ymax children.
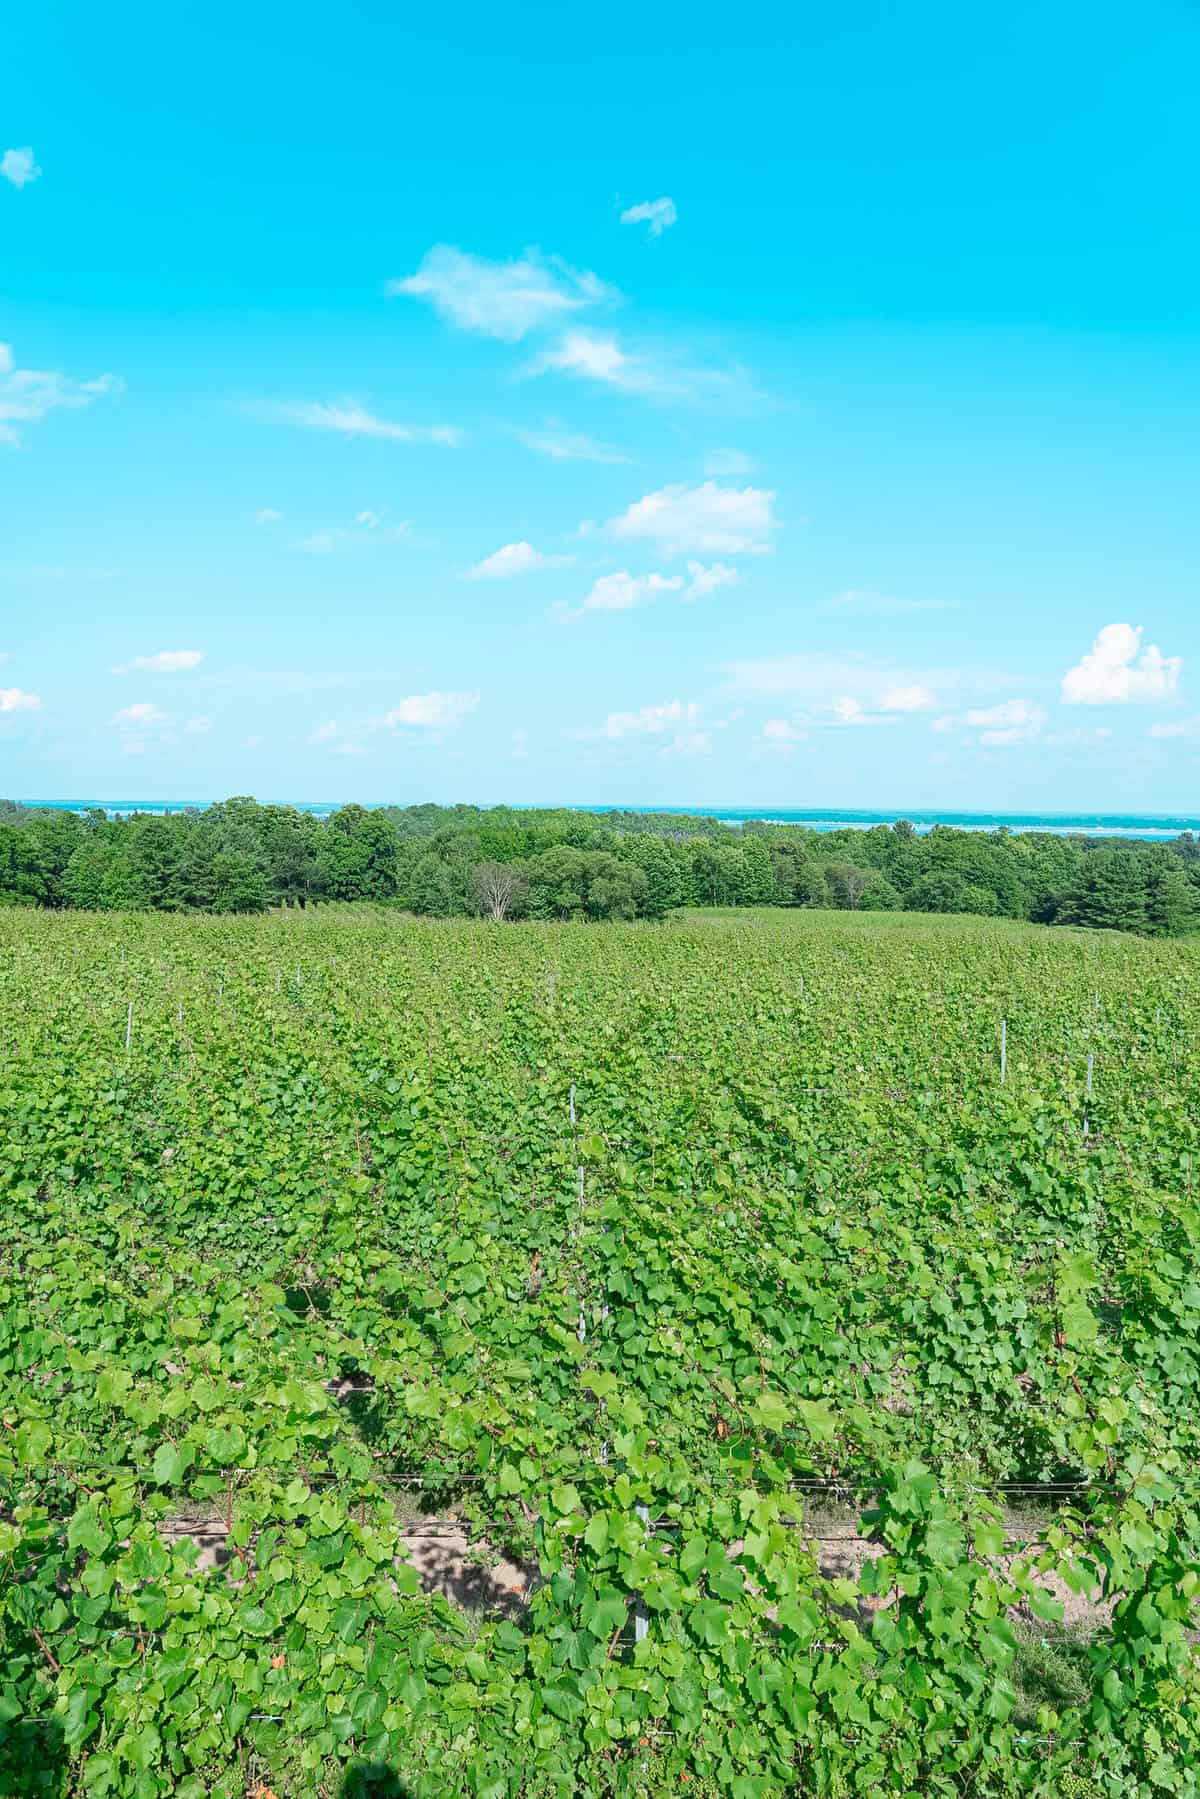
<box><xmin>382</xmin><ymin>691</ymin><xmax>480</xmax><ymax>730</ymax></box>
<box><xmin>761</xmin><ymin>718</ymin><xmax>808</xmax><ymax>751</ymax></box>
<box><xmin>0</xmin><ymin>687</ymin><xmax>40</xmax><ymax>713</ymax></box>
<box><xmin>526</xmin><ymin>331</ymin><xmax>752</xmax><ymax>406</ymax></box>
<box><xmin>254</xmin><ymin>508</ymin><xmax>282</xmax><ymax>525</ymax></box>
<box><xmin>112</xmin><ymin>649</ymin><xmax>205</xmax><ymax>675</ymax></box>
<box><xmin>513</xmin><ymin>421</ymin><xmax>630</xmax><ymax>464</ymax></box>
<box><xmin>309</xmin><ymin>719</ymin><xmax>367</xmax><ymax>754</ymax></box>
<box><xmin>245</xmin><ymin>398</ymin><xmax>462</xmax><ymax>446</ymax></box>
<box><xmin>0</xmin><ymin>343</ymin><xmax>123</xmax><ymax>447</ymax></box>
<box><xmin>1045</xmin><ymin>726</ymin><xmax>1113</xmax><ymax>749</ymax></box>
<box><xmin>0</xmin><ymin>562</ymin><xmax>124</xmax><ymax>581</ymax></box>
<box><xmin>606</xmin><ymin>481</ymin><xmax>778</xmax><ymax>557</ymax></box>
<box><xmin>810</xmin><ymin>692</ymin><xmax>937</xmax><ymax>729</ymax></box>
<box><xmin>934</xmin><ymin>699</ymin><xmax>1046</xmax><ymax>748</ymax></box>
<box><xmin>571</xmin><ymin>570</ymin><xmax>684</xmax><ymax>614</ymax></box>
<box><xmin>388</xmin><ymin>245</ymin><xmax>614</xmax><ymax>341</ymax></box>
<box><xmin>619</xmin><ymin>196</ymin><xmax>677</xmax><ymax>237</ymax></box>
<box><xmin>1</xmin><ymin>147</ymin><xmax>40</xmax><ymax>189</ymax></box>
<box><xmin>704</xmin><ymin>448</ymin><xmax>754</xmax><ymax>477</ymax></box>
<box><xmin>296</xmin><ymin>530</ymin><xmax>344</xmax><ymax>556</ymax></box>
<box><xmin>294</xmin><ymin>513</ymin><xmax>411</xmax><ymax>555</ymax></box>
<box><xmin>466</xmin><ymin>541</ymin><xmax>574</xmax><ymax>580</ymax></box>
<box><xmin>726</xmin><ymin>650</ymin><xmax>954</xmax><ymax>703</ymax></box>
<box><xmin>1148</xmin><ymin>716</ymin><xmax>1200</xmax><ymax>740</ymax></box>
<box><xmin>825</xmin><ymin>587</ymin><xmax>957</xmax><ymax>618</ymax></box>
<box><xmin>881</xmin><ymin>683</ymin><xmax>938</xmax><ymax>713</ymax></box>
<box><xmin>1061</xmin><ymin>622</ymin><xmax>1182</xmax><ymax>705</ymax></box>
<box><xmin>684</xmin><ymin>561</ymin><xmax>740</xmax><ymax>599</ymax></box>
<box><xmin>111</xmin><ymin>702</ymin><xmax>169</xmax><ymax>728</ymax></box>
<box><xmin>108</xmin><ymin>700</ymin><xmax>172</xmax><ymax>754</ymax></box>
<box><xmin>589</xmin><ymin>697</ymin><xmax>710</xmax><ymax>756</ymax></box>
<box><xmin>560</xmin><ymin>560</ymin><xmax>739</xmax><ymax>618</ymax></box>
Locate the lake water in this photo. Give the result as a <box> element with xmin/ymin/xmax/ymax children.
<box><xmin>17</xmin><ymin>802</ymin><xmax>1200</xmax><ymax>840</ymax></box>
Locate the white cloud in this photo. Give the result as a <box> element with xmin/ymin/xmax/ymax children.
<box><xmin>1</xmin><ymin>147</ymin><xmax>40</xmax><ymax>189</ymax></box>
<box><xmin>332</xmin><ymin>740</ymin><xmax>366</xmax><ymax>756</ymax></box>
<box><xmin>805</xmin><ymin>683</ymin><xmax>935</xmax><ymax>726</ymax></box>
<box><xmin>383</xmin><ymin>690</ymin><xmax>480</xmax><ymax>730</ymax></box>
<box><xmin>602</xmin><ymin>698</ymin><xmax>698</xmax><ymax>738</ymax></box>
<box><xmin>466</xmin><ymin>541</ymin><xmax>574</xmax><ymax>580</ymax></box>
<box><xmin>527</xmin><ymin>331</ymin><xmax>644</xmax><ymax>389</ymax></box>
<box><xmin>246</xmin><ymin>398</ymin><xmax>461</xmax><ymax>446</ymax></box>
<box><xmin>597</xmin><ymin>698</ymin><xmax>709</xmax><ymax>756</ymax></box>
<box><xmin>0</xmin><ymin>686</ymin><xmax>40</xmax><ymax>712</ymax></box>
<box><xmin>564</xmin><ymin>559</ymin><xmax>739</xmax><ymax>617</ymax></box>
<box><xmin>355</xmin><ymin>509</ymin><xmax>381</xmax><ymax>529</ymax></box>
<box><xmin>1148</xmin><ymin>716</ymin><xmax>1200</xmax><ymax>740</ymax></box>
<box><xmin>185</xmin><ymin>715</ymin><xmax>211</xmax><ymax>734</ymax></box>
<box><xmin>113</xmin><ymin>649</ymin><xmax>205</xmax><ymax>675</ymax></box>
<box><xmin>254</xmin><ymin>508</ymin><xmax>282</xmax><ymax>524</ymax></box>
<box><xmin>0</xmin><ymin>345</ymin><xmax>123</xmax><ymax>447</ymax></box>
<box><xmin>578</xmin><ymin>570</ymin><xmax>684</xmax><ymax>613</ymax></box>
<box><xmin>111</xmin><ymin>702</ymin><xmax>169</xmax><ymax>729</ymax></box>
<box><xmin>606</xmin><ymin>481</ymin><xmax>778</xmax><ymax>557</ymax></box>
<box><xmin>619</xmin><ymin>196</ymin><xmax>678</xmax><ymax>237</ymax></box>
<box><xmin>514</xmin><ymin>422</ymin><xmax>630</xmax><ymax>464</ymax></box>
<box><xmin>962</xmin><ymin>699</ymin><xmax>1046</xmax><ymax>747</ymax></box>
<box><xmin>881</xmin><ymin>682</ymin><xmax>938</xmax><ymax>713</ymax></box>
<box><xmin>309</xmin><ymin>720</ymin><xmax>339</xmax><ymax>745</ymax></box>
<box><xmin>387</xmin><ymin>245</ymin><xmax>613</xmax><ymax>341</ymax></box>
<box><xmin>704</xmin><ymin>448</ymin><xmax>754</xmax><ymax>477</ymax></box>
<box><xmin>526</xmin><ymin>330</ymin><xmax>750</xmax><ymax>406</ymax></box>
<box><xmin>828</xmin><ymin>697</ymin><xmax>878</xmax><ymax>727</ymax></box>
<box><xmin>683</xmin><ymin>560</ymin><xmax>740</xmax><ymax>600</ymax></box>
<box><xmin>1061</xmin><ymin>622</ymin><xmax>1181</xmax><ymax>705</ymax></box>
<box><xmin>762</xmin><ymin>718</ymin><xmax>806</xmax><ymax>747</ymax></box>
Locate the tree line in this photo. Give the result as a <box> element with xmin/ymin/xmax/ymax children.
<box><xmin>0</xmin><ymin>797</ymin><xmax>1196</xmax><ymax>935</ymax></box>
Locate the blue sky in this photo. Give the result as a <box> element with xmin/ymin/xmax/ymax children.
<box><xmin>2</xmin><ymin>0</ymin><xmax>1198</xmax><ymax>808</ymax></box>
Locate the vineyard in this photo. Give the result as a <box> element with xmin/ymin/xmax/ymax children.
<box><xmin>2</xmin><ymin>903</ymin><xmax>1199</xmax><ymax>1798</ymax></box>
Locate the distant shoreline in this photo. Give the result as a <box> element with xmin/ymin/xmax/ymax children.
<box><xmin>12</xmin><ymin>800</ymin><xmax>1200</xmax><ymax>841</ymax></box>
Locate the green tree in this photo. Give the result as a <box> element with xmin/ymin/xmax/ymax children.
<box><xmin>528</xmin><ymin>847</ymin><xmax>589</xmax><ymax>919</ymax></box>
<box><xmin>1057</xmin><ymin>849</ymin><xmax>1149</xmax><ymax>933</ymax></box>
<box><xmin>738</xmin><ymin>835</ymin><xmax>776</xmax><ymax>905</ymax></box>
<box><xmin>210</xmin><ymin>847</ymin><xmax>269</xmax><ymax>912</ymax></box>
<box><xmin>618</xmin><ymin>836</ymin><xmax>683</xmax><ymax>918</ymax></box>
<box><xmin>585</xmin><ymin>854</ymin><xmax>648</xmax><ymax>920</ymax></box>
<box><xmin>910</xmin><ymin>870</ymin><xmax>971</xmax><ymax>913</ymax></box>
<box><xmin>824</xmin><ymin>862</ymin><xmax>874</xmax><ymax>909</ymax></box>
<box><xmin>407</xmin><ymin>854</ymin><xmax>454</xmax><ymax>915</ymax></box>
<box><xmin>1143</xmin><ymin>858</ymin><xmax>1198</xmax><ymax>937</ymax></box>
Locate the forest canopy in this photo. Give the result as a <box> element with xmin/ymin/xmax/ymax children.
<box><xmin>0</xmin><ymin>797</ymin><xmax>1196</xmax><ymax>936</ymax></box>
